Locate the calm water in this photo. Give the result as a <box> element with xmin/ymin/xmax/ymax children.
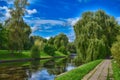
<box><xmin>0</xmin><ymin>57</ymin><xmax>78</xmax><ymax>80</ymax></box>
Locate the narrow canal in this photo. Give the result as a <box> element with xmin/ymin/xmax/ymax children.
<box><xmin>0</xmin><ymin>56</ymin><xmax>79</xmax><ymax>80</ymax></box>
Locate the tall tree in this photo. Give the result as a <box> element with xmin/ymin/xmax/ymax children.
<box><xmin>54</xmin><ymin>33</ymin><xmax>69</xmax><ymax>49</ymax></box>
<box><xmin>5</xmin><ymin>0</ymin><xmax>31</xmax><ymax>53</ymax></box>
<box><xmin>74</xmin><ymin>10</ymin><xmax>119</xmax><ymax>62</ymax></box>
<box><xmin>0</xmin><ymin>23</ymin><xmax>8</xmax><ymax>49</ymax></box>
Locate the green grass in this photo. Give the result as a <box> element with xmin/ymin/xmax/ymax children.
<box><xmin>40</xmin><ymin>51</ymin><xmax>51</xmax><ymax>58</ymax></box>
<box><xmin>112</xmin><ymin>60</ymin><xmax>120</xmax><ymax>80</ymax></box>
<box><xmin>55</xmin><ymin>59</ymin><xmax>102</xmax><ymax>80</ymax></box>
<box><xmin>0</xmin><ymin>50</ymin><xmax>66</xmax><ymax>60</ymax></box>
<box><xmin>54</xmin><ymin>51</ymin><xmax>66</xmax><ymax>56</ymax></box>
<box><xmin>0</xmin><ymin>50</ymin><xmax>30</xmax><ymax>60</ymax></box>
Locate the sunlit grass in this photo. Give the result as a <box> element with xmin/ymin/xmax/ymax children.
<box><xmin>0</xmin><ymin>50</ymin><xmax>66</xmax><ymax>60</ymax></box>
<box><xmin>112</xmin><ymin>60</ymin><xmax>120</xmax><ymax>80</ymax></box>
<box><xmin>55</xmin><ymin>59</ymin><xmax>102</xmax><ymax>80</ymax></box>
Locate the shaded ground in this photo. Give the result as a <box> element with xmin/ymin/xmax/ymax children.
<box><xmin>82</xmin><ymin>60</ymin><xmax>114</xmax><ymax>80</ymax></box>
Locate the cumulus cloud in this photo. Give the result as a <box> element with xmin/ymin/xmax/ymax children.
<box><xmin>26</xmin><ymin>9</ymin><xmax>37</xmax><ymax>15</ymax></box>
<box><xmin>24</xmin><ymin>17</ymin><xmax>80</xmax><ymax>33</ymax></box>
<box><xmin>0</xmin><ymin>6</ymin><xmax>11</xmax><ymax>18</ymax></box>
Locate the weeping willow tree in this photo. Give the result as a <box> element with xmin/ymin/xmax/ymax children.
<box><xmin>5</xmin><ymin>0</ymin><xmax>31</xmax><ymax>53</ymax></box>
<box><xmin>74</xmin><ymin>10</ymin><xmax>119</xmax><ymax>63</ymax></box>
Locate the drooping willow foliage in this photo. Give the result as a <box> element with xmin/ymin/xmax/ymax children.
<box><xmin>5</xmin><ymin>0</ymin><xmax>31</xmax><ymax>53</ymax></box>
<box><xmin>74</xmin><ymin>10</ymin><xmax>119</xmax><ymax>62</ymax></box>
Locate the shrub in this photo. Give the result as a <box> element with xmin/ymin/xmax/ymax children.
<box><xmin>31</xmin><ymin>45</ymin><xmax>40</xmax><ymax>58</ymax></box>
<box><xmin>58</xmin><ymin>46</ymin><xmax>68</xmax><ymax>55</ymax></box>
<box><xmin>111</xmin><ymin>36</ymin><xmax>120</xmax><ymax>66</ymax></box>
<box><xmin>43</xmin><ymin>44</ymin><xmax>56</xmax><ymax>56</ymax></box>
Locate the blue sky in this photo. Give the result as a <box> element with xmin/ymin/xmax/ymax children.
<box><xmin>0</xmin><ymin>0</ymin><xmax>120</xmax><ymax>41</ymax></box>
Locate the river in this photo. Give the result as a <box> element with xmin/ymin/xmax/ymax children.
<box><xmin>0</xmin><ymin>56</ymin><xmax>79</xmax><ymax>80</ymax></box>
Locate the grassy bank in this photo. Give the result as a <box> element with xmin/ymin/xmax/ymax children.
<box><xmin>0</xmin><ymin>50</ymin><xmax>66</xmax><ymax>60</ymax></box>
<box><xmin>55</xmin><ymin>59</ymin><xmax>102</xmax><ymax>80</ymax></box>
<box><xmin>112</xmin><ymin>60</ymin><xmax>120</xmax><ymax>80</ymax></box>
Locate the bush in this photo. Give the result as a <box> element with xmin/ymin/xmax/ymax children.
<box><xmin>58</xmin><ymin>46</ymin><xmax>68</xmax><ymax>55</ymax></box>
<box><xmin>31</xmin><ymin>45</ymin><xmax>40</xmax><ymax>58</ymax></box>
<box><xmin>111</xmin><ymin>36</ymin><xmax>120</xmax><ymax>66</ymax></box>
<box><xmin>43</xmin><ymin>44</ymin><xmax>56</xmax><ymax>56</ymax></box>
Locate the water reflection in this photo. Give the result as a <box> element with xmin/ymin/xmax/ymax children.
<box><xmin>0</xmin><ymin>57</ymin><xmax>79</xmax><ymax>80</ymax></box>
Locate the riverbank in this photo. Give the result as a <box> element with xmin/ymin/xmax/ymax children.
<box><xmin>0</xmin><ymin>50</ymin><xmax>67</xmax><ymax>61</ymax></box>
<box><xmin>112</xmin><ymin>60</ymin><xmax>120</xmax><ymax>80</ymax></box>
<box><xmin>55</xmin><ymin>59</ymin><xmax>102</xmax><ymax>80</ymax></box>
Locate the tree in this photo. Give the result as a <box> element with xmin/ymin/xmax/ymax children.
<box><xmin>43</xmin><ymin>44</ymin><xmax>56</xmax><ymax>56</ymax></box>
<box><xmin>48</xmin><ymin>37</ymin><xmax>55</xmax><ymax>45</ymax></box>
<box><xmin>31</xmin><ymin>39</ymin><xmax>44</xmax><ymax>58</ymax></box>
<box><xmin>54</xmin><ymin>33</ymin><xmax>69</xmax><ymax>50</ymax></box>
<box><xmin>0</xmin><ymin>23</ymin><xmax>8</xmax><ymax>49</ymax></box>
<box><xmin>74</xmin><ymin>10</ymin><xmax>119</xmax><ymax>62</ymax></box>
<box><xmin>58</xmin><ymin>46</ymin><xmax>68</xmax><ymax>55</ymax></box>
<box><xmin>111</xmin><ymin>35</ymin><xmax>120</xmax><ymax>66</ymax></box>
<box><xmin>30</xmin><ymin>36</ymin><xmax>47</xmax><ymax>47</ymax></box>
<box><xmin>5</xmin><ymin>0</ymin><xmax>31</xmax><ymax>53</ymax></box>
<box><xmin>67</xmin><ymin>42</ymin><xmax>76</xmax><ymax>53</ymax></box>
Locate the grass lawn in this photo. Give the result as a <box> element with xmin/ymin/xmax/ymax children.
<box><xmin>0</xmin><ymin>50</ymin><xmax>30</xmax><ymax>60</ymax></box>
<box><xmin>55</xmin><ymin>59</ymin><xmax>102</xmax><ymax>80</ymax></box>
<box><xmin>0</xmin><ymin>50</ymin><xmax>66</xmax><ymax>60</ymax></box>
<box><xmin>54</xmin><ymin>51</ymin><xmax>66</xmax><ymax>56</ymax></box>
<box><xmin>112</xmin><ymin>60</ymin><xmax>120</xmax><ymax>80</ymax></box>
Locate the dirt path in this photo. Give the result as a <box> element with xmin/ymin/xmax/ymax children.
<box><xmin>82</xmin><ymin>60</ymin><xmax>114</xmax><ymax>80</ymax></box>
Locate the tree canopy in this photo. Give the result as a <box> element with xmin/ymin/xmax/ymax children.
<box><xmin>5</xmin><ymin>0</ymin><xmax>31</xmax><ymax>53</ymax></box>
<box><xmin>74</xmin><ymin>10</ymin><xmax>119</xmax><ymax>62</ymax></box>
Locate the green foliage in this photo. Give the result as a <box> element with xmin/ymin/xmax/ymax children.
<box><xmin>31</xmin><ymin>39</ymin><xmax>44</xmax><ymax>58</ymax></box>
<box><xmin>46</xmin><ymin>33</ymin><xmax>69</xmax><ymax>55</ymax></box>
<box><xmin>55</xmin><ymin>60</ymin><xmax>102</xmax><ymax>80</ymax></box>
<box><xmin>30</xmin><ymin>36</ymin><xmax>47</xmax><ymax>47</ymax></box>
<box><xmin>74</xmin><ymin>10</ymin><xmax>119</xmax><ymax>62</ymax></box>
<box><xmin>43</xmin><ymin>44</ymin><xmax>56</xmax><ymax>56</ymax></box>
<box><xmin>54</xmin><ymin>33</ymin><xmax>68</xmax><ymax>49</ymax></box>
<box><xmin>0</xmin><ymin>23</ymin><xmax>8</xmax><ymax>49</ymax></box>
<box><xmin>31</xmin><ymin>45</ymin><xmax>40</xmax><ymax>58</ymax></box>
<box><xmin>58</xmin><ymin>46</ymin><xmax>68</xmax><ymax>55</ymax></box>
<box><xmin>67</xmin><ymin>42</ymin><xmax>76</xmax><ymax>53</ymax></box>
<box><xmin>5</xmin><ymin>0</ymin><xmax>31</xmax><ymax>53</ymax></box>
<box><xmin>111</xmin><ymin>35</ymin><xmax>120</xmax><ymax>66</ymax></box>
<box><xmin>48</xmin><ymin>37</ymin><xmax>55</xmax><ymax>45</ymax></box>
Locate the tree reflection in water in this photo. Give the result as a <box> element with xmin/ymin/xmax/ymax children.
<box><xmin>0</xmin><ymin>57</ymin><xmax>78</xmax><ymax>80</ymax></box>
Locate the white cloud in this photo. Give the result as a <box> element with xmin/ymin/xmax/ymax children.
<box><xmin>26</xmin><ymin>9</ymin><xmax>37</xmax><ymax>15</ymax></box>
<box><xmin>116</xmin><ymin>17</ymin><xmax>120</xmax><ymax>24</ymax></box>
<box><xmin>24</xmin><ymin>17</ymin><xmax>80</xmax><ymax>33</ymax></box>
<box><xmin>25</xmin><ymin>18</ymin><xmax>65</xmax><ymax>26</ymax></box>
<box><xmin>45</xmin><ymin>36</ymin><xmax>50</xmax><ymax>40</ymax></box>
<box><xmin>31</xmin><ymin>26</ymin><xmax>39</xmax><ymax>32</ymax></box>
<box><xmin>66</xmin><ymin>17</ymin><xmax>80</xmax><ymax>26</ymax></box>
<box><xmin>25</xmin><ymin>17</ymin><xmax>79</xmax><ymax>42</ymax></box>
<box><xmin>0</xmin><ymin>6</ymin><xmax>11</xmax><ymax>18</ymax></box>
